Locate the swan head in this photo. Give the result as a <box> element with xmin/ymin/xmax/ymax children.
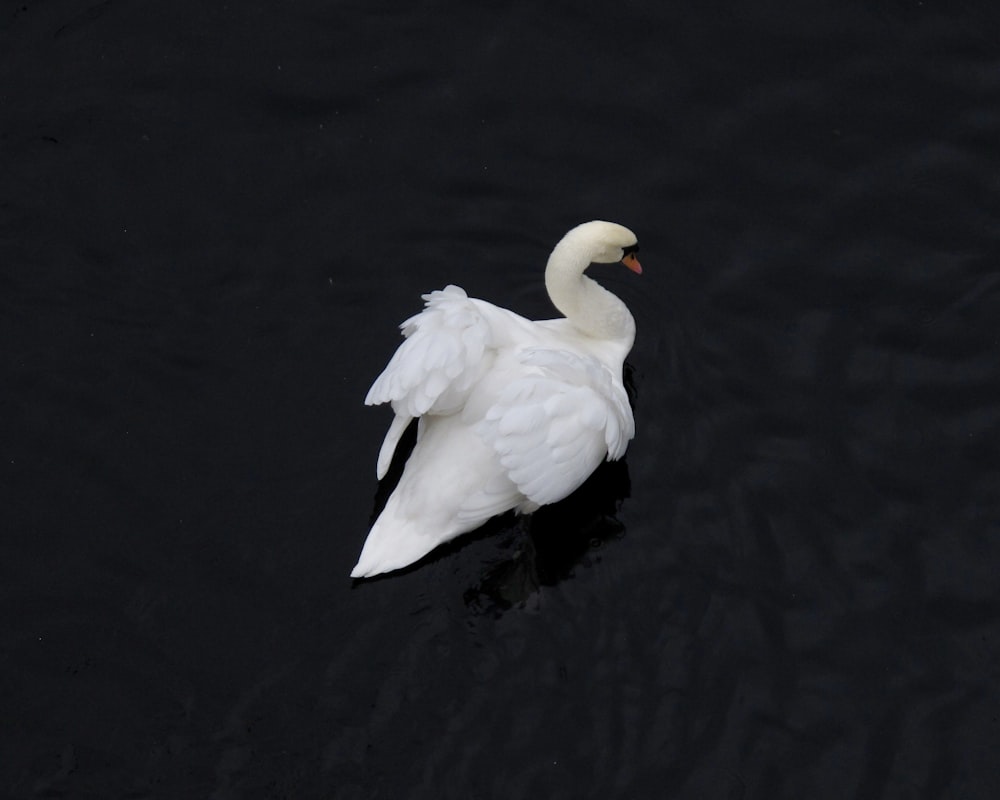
<box><xmin>557</xmin><ymin>220</ymin><xmax>642</xmax><ymax>274</ymax></box>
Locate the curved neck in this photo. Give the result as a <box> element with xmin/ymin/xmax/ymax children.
<box><xmin>544</xmin><ymin>239</ymin><xmax>635</xmax><ymax>347</ymax></box>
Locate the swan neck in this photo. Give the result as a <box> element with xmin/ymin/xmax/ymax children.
<box><xmin>544</xmin><ymin>240</ymin><xmax>634</xmax><ymax>346</ymax></box>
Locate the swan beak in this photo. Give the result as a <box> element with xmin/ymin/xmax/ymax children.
<box><xmin>621</xmin><ymin>253</ymin><xmax>642</xmax><ymax>274</ymax></box>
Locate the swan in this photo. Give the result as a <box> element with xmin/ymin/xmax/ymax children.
<box><xmin>351</xmin><ymin>220</ymin><xmax>641</xmax><ymax>578</ymax></box>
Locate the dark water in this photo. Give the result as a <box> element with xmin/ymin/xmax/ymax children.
<box><xmin>3</xmin><ymin>1</ymin><xmax>999</xmax><ymax>797</ymax></box>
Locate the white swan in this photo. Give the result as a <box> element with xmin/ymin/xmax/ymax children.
<box><xmin>351</xmin><ymin>221</ymin><xmax>641</xmax><ymax>578</ymax></box>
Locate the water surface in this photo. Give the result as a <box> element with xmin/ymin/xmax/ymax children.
<box><xmin>2</xmin><ymin>1</ymin><xmax>999</xmax><ymax>798</ymax></box>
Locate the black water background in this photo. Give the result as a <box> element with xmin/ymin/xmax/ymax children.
<box><xmin>2</xmin><ymin>1</ymin><xmax>999</xmax><ymax>797</ymax></box>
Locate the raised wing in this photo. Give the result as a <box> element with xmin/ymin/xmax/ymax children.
<box><xmin>474</xmin><ymin>348</ymin><xmax>634</xmax><ymax>506</ymax></box>
<box><xmin>365</xmin><ymin>285</ymin><xmax>494</xmax><ymax>416</ymax></box>
<box><xmin>366</xmin><ymin>285</ymin><xmax>496</xmax><ymax>478</ymax></box>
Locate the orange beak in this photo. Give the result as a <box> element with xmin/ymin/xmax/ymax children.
<box><xmin>622</xmin><ymin>253</ymin><xmax>642</xmax><ymax>274</ymax></box>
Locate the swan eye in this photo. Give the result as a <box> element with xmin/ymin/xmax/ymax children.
<box><xmin>622</xmin><ymin>244</ymin><xmax>639</xmax><ymax>257</ymax></box>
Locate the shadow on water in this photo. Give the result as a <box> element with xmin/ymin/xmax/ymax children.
<box><xmin>463</xmin><ymin>456</ymin><xmax>631</xmax><ymax>616</ymax></box>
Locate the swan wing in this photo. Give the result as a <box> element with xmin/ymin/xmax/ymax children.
<box><xmin>475</xmin><ymin>348</ymin><xmax>634</xmax><ymax>506</ymax></box>
<box><xmin>365</xmin><ymin>285</ymin><xmax>494</xmax><ymax>415</ymax></box>
<box><xmin>365</xmin><ymin>286</ymin><xmax>500</xmax><ymax>477</ymax></box>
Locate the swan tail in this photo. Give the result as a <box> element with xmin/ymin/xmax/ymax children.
<box><xmin>350</xmin><ymin>512</ymin><xmax>454</xmax><ymax>578</ymax></box>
